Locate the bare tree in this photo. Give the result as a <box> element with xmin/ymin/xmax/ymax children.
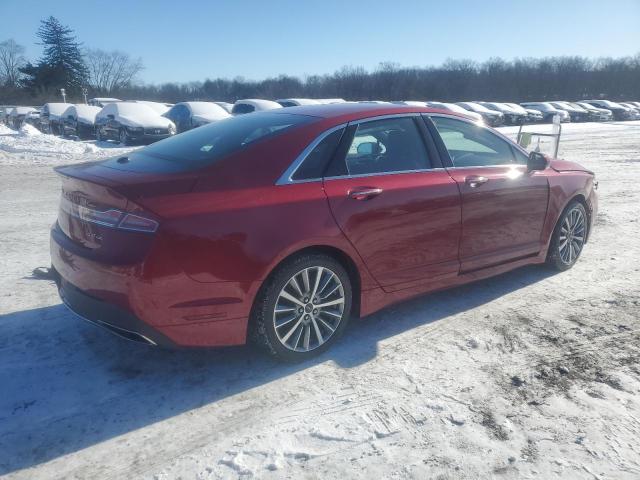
<box><xmin>85</xmin><ymin>48</ymin><xmax>143</xmax><ymax>93</ymax></box>
<box><xmin>0</xmin><ymin>39</ymin><xmax>27</xmax><ymax>87</ymax></box>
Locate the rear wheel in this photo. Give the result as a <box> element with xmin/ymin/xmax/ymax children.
<box><xmin>547</xmin><ymin>201</ymin><xmax>588</xmax><ymax>271</ymax></box>
<box><xmin>250</xmin><ymin>253</ymin><xmax>352</xmax><ymax>362</ymax></box>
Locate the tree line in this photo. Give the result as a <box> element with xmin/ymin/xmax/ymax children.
<box><xmin>1</xmin><ymin>16</ymin><xmax>639</xmax><ymax>105</ymax></box>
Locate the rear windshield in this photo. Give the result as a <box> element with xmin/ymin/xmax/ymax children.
<box><xmin>124</xmin><ymin>112</ymin><xmax>315</xmax><ymax>171</ymax></box>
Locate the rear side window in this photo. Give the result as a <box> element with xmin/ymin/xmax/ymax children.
<box><xmin>118</xmin><ymin>113</ymin><xmax>315</xmax><ymax>172</ymax></box>
<box><xmin>431</xmin><ymin>116</ymin><xmax>517</xmax><ymax>167</ymax></box>
<box><xmin>292</xmin><ymin>128</ymin><xmax>344</xmax><ymax>181</ymax></box>
<box><xmin>341</xmin><ymin>117</ymin><xmax>431</xmax><ymax>176</ymax></box>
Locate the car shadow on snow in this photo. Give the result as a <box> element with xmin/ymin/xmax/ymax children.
<box><xmin>0</xmin><ymin>265</ymin><xmax>554</xmax><ymax>475</ymax></box>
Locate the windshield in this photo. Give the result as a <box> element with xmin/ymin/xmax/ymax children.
<box><xmin>117</xmin><ymin>103</ymin><xmax>158</xmax><ymax>116</ymax></box>
<box><xmin>136</xmin><ymin>112</ymin><xmax>315</xmax><ymax>170</ymax></box>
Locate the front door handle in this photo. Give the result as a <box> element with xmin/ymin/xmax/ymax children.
<box><xmin>349</xmin><ymin>187</ymin><xmax>383</xmax><ymax>201</ymax></box>
<box><xmin>465</xmin><ymin>175</ymin><xmax>488</xmax><ymax>188</ymax></box>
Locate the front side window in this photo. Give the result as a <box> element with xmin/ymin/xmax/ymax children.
<box><xmin>341</xmin><ymin>117</ymin><xmax>430</xmax><ymax>176</ymax></box>
<box><xmin>431</xmin><ymin>116</ymin><xmax>523</xmax><ymax>167</ymax></box>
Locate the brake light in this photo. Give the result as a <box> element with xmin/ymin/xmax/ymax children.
<box><xmin>60</xmin><ymin>196</ymin><xmax>158</xmax><ymax>233</ymax></box>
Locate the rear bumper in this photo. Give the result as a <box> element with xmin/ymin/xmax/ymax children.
<box><xmin>53</xmin><ymin>268</ymin><xmax>177</xmax><ymax>347</ymax></box>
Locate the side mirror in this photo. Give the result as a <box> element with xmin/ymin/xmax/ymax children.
<box><xmin>527</xmin><ymin>151</ymin><xmax>548</xmax><ymax>171</ymax></box>
<box><xmin>357</xmin><ymin>142</ymin><xmax>377</xmax><ymax>155</ymax></box>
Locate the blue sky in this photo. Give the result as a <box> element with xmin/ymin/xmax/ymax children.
<box><xmin>2</xmin><ymin>0</ymin><xmax>639</xmax><ymax>84</ymax></box>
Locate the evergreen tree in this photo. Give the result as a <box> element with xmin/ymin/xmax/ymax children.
<box><xmin>21</xmin><ymin>16</ymin><xmax>87</xmax><ymax>95</ymax></box>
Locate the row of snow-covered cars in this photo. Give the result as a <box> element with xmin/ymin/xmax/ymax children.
<box><xmin>4</xmin><ymin>96</ymin><xmax>640</xmax><ymax>145</ymax></box>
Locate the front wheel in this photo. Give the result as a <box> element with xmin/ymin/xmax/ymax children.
<box><xmin>547</xmin><ymin>201</ymin><xmax>588</xmax><ymax>271</ymax></box>
<box><xmin>250</xmin><ymin>253</ymin><xmax>352</xmax><ymax>362</ymax></box>
<box><xmin>119</xmin><ymin>128</ymin><xmax>130</xmax><ymax>146</ymax></box>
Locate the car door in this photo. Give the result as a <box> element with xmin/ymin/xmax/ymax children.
<box><xmin>428</xmin><ymin>115</ymin><xmax>549</xmax><ymax>272</ymax></box>
<box><xmin>322</xmin><ymin>115</ymin><xmax>462</xmax><ymax>290</ymax></box>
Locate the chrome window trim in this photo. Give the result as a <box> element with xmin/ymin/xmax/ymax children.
<box><xmin>275</xmin><ymin>123</ymin><xmax>347</xmax><ymax>185</ymax></box>
<box><xmin>348</xmin><ymin>112</ymin><xmax>421</xmax><ymax>124</ymax></box>
<box><xmin>426</xmin><ymin>112</ymin><xmax>531</xmax><ymax>163</ymax></box>
<box><xmin>324</xmin><ymin>167</ymin><xmax>446</xmax><ymax>182</ymax></box>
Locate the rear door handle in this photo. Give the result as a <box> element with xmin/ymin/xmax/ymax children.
<box><xmin>349</xmin><ymin>187</ymin><xmax>383</xmax><ymax>201</ymax></box>
<box><xmin>465</xmin><ymin>175</ymin><xmax>488</xmax><ymax>188</ymax></box>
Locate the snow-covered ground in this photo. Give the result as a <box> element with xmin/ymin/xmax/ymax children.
<box><xmin>0</xmin><ymin>122</ymin><xmax>639</xmax><ymax>479</ymax></box>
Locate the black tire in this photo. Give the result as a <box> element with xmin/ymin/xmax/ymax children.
<box><xmin>119</xmin><ymin>128</ymin><xmax>130</xmax><ymax>146</ymax></box>
<box><xmin>546</xmin><ymin>200</ymin><xmax>588</xmax><ymax>271</ymax></box>
<box><xmin>250</xmin><ymin>252</ymin><xmax>352</xmax><ymax>362</ymax></box>
<box><xmin>95</xmin><ymin>127</ymin><xmax>104</xmax><ymax>142</ymax></box>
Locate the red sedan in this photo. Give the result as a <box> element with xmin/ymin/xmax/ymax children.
<box><xmin>50</xmin><ymin>103</ymin><xmax>598</xmax><ymax>361</ymax></box>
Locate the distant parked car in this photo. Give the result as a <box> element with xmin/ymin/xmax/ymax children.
<box><xmin>23</xmin><ymin>110</ymin><xmax>42</xmax><ymax>128</ymax></box>
<box><xmin>88</xmin><ymin>97</ymin><xmax>121</xmax><ymax>108</ymax></box>
<box><xmin>276</xmin><ymin>98</ymin><xmax>321</xmax><ymax>107</ymax></box>
<box><xmin>548</xmin><ymin>102</ymin><xmax>591</xmax><ymax>122</ymax></box>
<box><xmin>478</xmin><ymin>102</ymin><xmax>527</xmax><ymax>125</ymax></box>
<box><xmin>231</xmin><ymin>99</ymin><xmax>283</xmax><ymax>115</ymax></box>
<box><xmin>8</xmin><ymin>107</ymin><xmax>38</xmax><ymax>129</ymax></box>
<box><xmin>164</xmin><ymin>102</ymin><xmax>230</xmax><ymax>133</ymax></box>
<box><xmin>95</xmin><ymin>102</ymin><xmax>176</xmax><ymax>145</ymax></box>
<box><xmin>424</xmin><ymin>101</ymin><xmax>484</xmax><ymax>123</ymax></box>
<box><xmin>61</xmin><ymin>105</ymin><xmax>102</xmax><ymax>139</ymax></box>
<box><xmin>503</xmin><ymin>103</ymin><xmax>543</xmax><ymax>123</ymax></box>
<box><xmin>39</xmin><ymin>103</ymin><xmax>71</xmax><ymax>134</ymax></box>
<box><xmin>583</xmin><ymin>100</ymin><xmax>635</xmax><ymax>121</ymax></box>
<box><xmin>213</xmin><ymin>102</ymin><xmax>234</xmax><ymax>113</ymax></box>
<box><xmin>627</xmin><ymin>102</ymin><xmax>640</xmax><ymax>109</ymax></box>
<box><xmin>520</xmin><ymin>102</ymin><xmax>570</xmax><ymax>123</ymax></box>
<box><xmin>619</xmin><ymin>103</ymin><xmax>640</xmax><ymax>119</ymax></box>
<box><xmin>572</xmin><ymin>102</ymin><xmax>612</xmax><ymax>122</ymax></box>
<box><xmin>455</xmin><ymin>102</ymin><xmax>504</xmax><ymax>126</ymax></box>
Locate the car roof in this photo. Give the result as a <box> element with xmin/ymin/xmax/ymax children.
<box><xmin>269</xmin><ymin>102</ymin><xmax>457</xmax><ymax>123</ymax></box>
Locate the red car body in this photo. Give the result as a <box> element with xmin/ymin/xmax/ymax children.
<box><xmin>50</xmin><ymin>104</ymin><xmax>598</xmax><ymax>348</ymax></box>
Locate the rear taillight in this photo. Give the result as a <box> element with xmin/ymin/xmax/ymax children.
<box><xmin>61</xmin><ymin>197</ymin><xmax>158</xmax><ymax>233</ymax></box>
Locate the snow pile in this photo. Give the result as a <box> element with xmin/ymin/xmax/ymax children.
<box><xmin>19</xmin><ymin>124</ymin><xmax>42</xmax><ymax>136</ymax></box>
<box><xmin>0</xmin><ymin>127</ymin><xmax>139</xmax><ymax>166</ymax></box>
<box><xmin>0</xmin><ymin>124</ymin><xmax>15</xmax><ymax>135</ymax></box>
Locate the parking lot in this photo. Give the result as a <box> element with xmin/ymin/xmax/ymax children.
<box><xmin>1</xmin><ymin>121</ymin><xmax>640</xmax><ymax>479</ymax></box>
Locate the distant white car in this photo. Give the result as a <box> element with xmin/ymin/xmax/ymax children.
<box><xmin>129</xmin><ymin>100</ymin><xmax>172</xmax><ymax>115</ymax></box>
<box><xmin>276</xmin><ymin>98</ymin><xmax>321</xmax><ymax>107</ymax></box>
<box><xmin>164</xmin><ymin>102</ymin><xmax>230</xmax><ymax>133</ymax></box>
<box><xmin>61</xmin><ymin>105</ymin><xmax>102</xmax><ymax>139</ymax></box>
<box><xmin>8</xmin><ymin>106</ymin><xmax>38</xmax><ymax>129</ymax></box>
<box><xmin>40</xmin><ymin>103</ymin><xmax>72</xmax><ymax>134</ymax></box>
<box><xmin>314</xmin><ymin>98</ymin><xmax>346</xmax><ymax>104</ymax></box>
<box><xmin>88</xmin><ymin>97</ymin><xmax>121</xmax><ymax>108</ymax></box>
<box><xmin>424</xmin><ymin>101</ymin><xmax>484</xmax><ymax>123</ymax></box>
<box><xmin>231</xmin><ymin>99</ymin><xmax>283</xmax><ymax>115</ymax></box>
<box><xmin>95</xmin><ymin>102</ymin><xmax>176</xmax><ymax>145</ymax></box>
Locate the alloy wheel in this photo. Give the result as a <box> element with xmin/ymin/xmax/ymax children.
<box><xmin>273</xmin><ymin>266</ymin><xmax>345</xmax><ymax>352</ymax></box>
<box><xmin>558</xmin><ymin>206</ymin><xmax>586</xmax><ymax>264</ymax></box>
